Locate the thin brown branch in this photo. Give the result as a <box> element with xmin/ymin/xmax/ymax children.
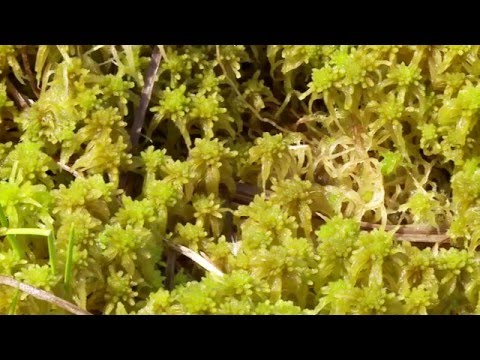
<box><xmin>359</xmin><ymin>222</ymin><xmax>447</xmax><ymax>235</ymax></box>
<box><xmin>5</xmin><ymin>79</ymin><xmax>29</xmax><ymax>110</ymax></box>
<box><xmin>130</xmin><ymin>45</ymin><xmax>162</xmax><ymax>151</ymax></box>
<box><xmin>393</xmin><ymin>233</ymin><xmax>450</xmax><ymax>243</ymax></box>
<box><xmin>0</xmin><ymin>275</ymin><xmax>92</xmax><ymax>315</ymax></box>
<box><xmin>359</xmin><ymin>222</ymin><xmax>450</xmax><ymax>243</ymax></box>
<box><xmin>20</xmin><ymin>47</ymin><xmax>41</xmax><ymax>98</ymax></box>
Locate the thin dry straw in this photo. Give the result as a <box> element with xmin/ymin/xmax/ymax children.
<box><xmin>0</xmin><ymin>275</ymin><xmax>92</xmax><ymax>315</ymax></box>
<box><xmin>166</xmin><ymin>242</ymin><xmax>225</xmax><ymax>277</ymax></box>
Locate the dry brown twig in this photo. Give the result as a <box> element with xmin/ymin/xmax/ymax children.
<box><xmin>120</xmin><ymin>45</ymin><xmax>163</xmax><ymax>195</ymax></box>
<box><xmin>5</xmin><ymin>79</ymin><xmax>30</xmax><ymax>109</ymax></box>
<box><xmin>392</xmin><ymin>233</ymin><xmax>450</xmax><ymax>243</ymax></box>
<box><xmin>130</xmin><ymin>45</ymin><xmax>163</xmax><ymax>151</ymax></box>
<box><xmin>20</xmin><ymin>47</ymin><xmax>41</xmax><ymax>98</ymax></box>
<box><xmin>358</xmin><ymin>222</ymin><xmax>450</xmax><ymax>243</ymax></box>
<box><xmin>0</xmin><ymin>275</ymin><xmax>92</xmax><ymax>315</ymax></box>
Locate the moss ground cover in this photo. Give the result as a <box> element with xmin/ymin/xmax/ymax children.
<box><xmin>0</xmin><ymin>45</ymin><xmax>479</xmax><ymax>314</ymax></box>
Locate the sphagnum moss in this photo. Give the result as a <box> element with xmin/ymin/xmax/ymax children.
<box><xmin>1</xmin><ymin>45</ymin><xmax>480</xmax><ymax>314</ymax></box>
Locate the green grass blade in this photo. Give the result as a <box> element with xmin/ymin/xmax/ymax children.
<box><xmin>9</xmin><ymin>160</ymin><xmax>18</xmax><ymax>184</ymax></box>
<box><xmin>64</xmin><ymin>225</ymin><xmax>75</xmax><ymax>293</ymax></box>
<box><xmin>0</xmin><ymin>206</ymin><xmax>24</xmax><ymax>258</ymax></box>
<box><xmin>0</xmin><ymin>227</ymin><xmax>56</xmax><ymax>275</ymax></box>
<box><xmin>47</xmin><ymin>231</ymin><xmax>57</xmax><ymax>276</ymax></box>
<box><xmin>8</xmin><ymin>288</ymin><xmax>20</xmax><ymax>315</ymax></box>
<box><xmin>4</xmin><ymin>228</ymin><xmax>51</xmax><ymax>237</ymax></box>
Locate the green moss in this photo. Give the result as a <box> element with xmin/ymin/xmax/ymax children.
<box><xmin>2</xmin><ymin>45</ymin><xmax>480</xmax><ymax>314</ymax></box>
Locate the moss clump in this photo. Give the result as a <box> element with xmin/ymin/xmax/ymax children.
<box><xmin>2</xmin><ymin>45</ymin><xmax>480</xmax><ymax>314</ymax></box>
